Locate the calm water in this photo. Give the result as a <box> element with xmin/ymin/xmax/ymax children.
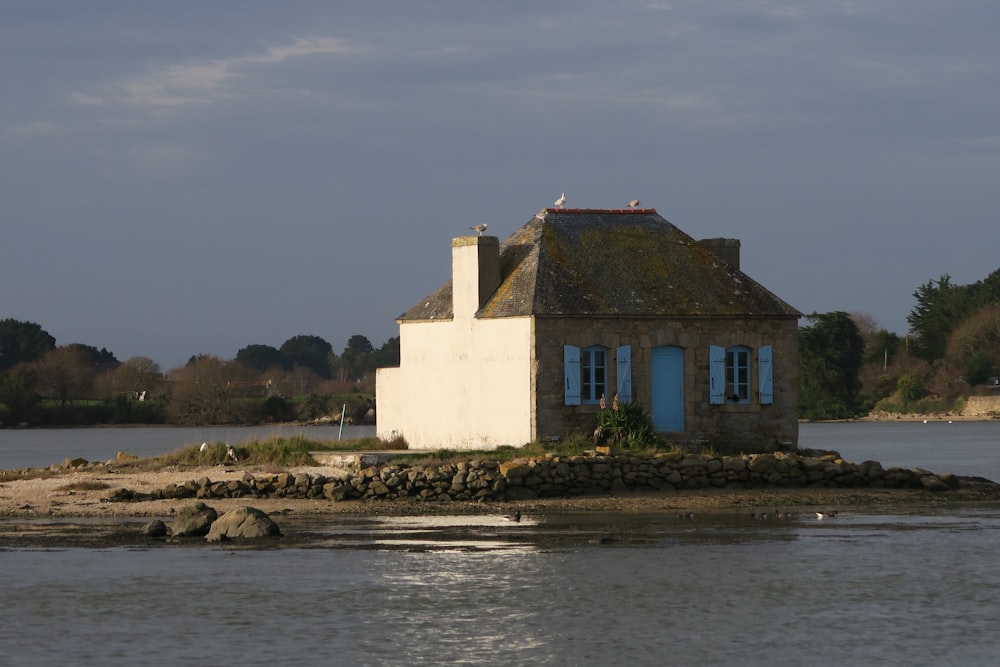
<box><xmin>0</xmin><ymin>424</ymin><xmax>376</xmax><ymax>470</ymax></box>
<box><xmin>2</xmin><ymin>422</ymin><xmax>1000</xmax><ymax>666</ymax></box>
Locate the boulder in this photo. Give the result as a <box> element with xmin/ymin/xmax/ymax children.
<box><xmin>171</xmin><ymin>502</ymin><xmax>219</xmax><ymax>537</ymax></box>
<box><xmin>206</xmin><ymin>506</ymin><xmax>281</xmax><ymax>542</ymax></box>
<box><xmin>141</xmin><ymin>520</ymin><xmax>168</xmax><ymax>537</ymax></box>
<box><xmin>918</xmin><ymin>474</ymin><xmax>951</xmax><ymax>492</ymax></box>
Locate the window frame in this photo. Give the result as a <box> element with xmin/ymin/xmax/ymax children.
<box><xmin>726</xmin><ymin>345</ymin><xmax>752</xmax><ymax>403</ymax></box>
<box><xmin>581</xmin><ymin>345</ymin><xmax>608</xmax><ymax>404</ymax></box>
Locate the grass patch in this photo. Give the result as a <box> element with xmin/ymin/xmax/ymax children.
<box><xmin>113</xmin><ymin>435</ymin><xmax>407</xmax><ymax>471</ymax></box>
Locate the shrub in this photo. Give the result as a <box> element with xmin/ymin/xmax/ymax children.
<box><xmin>595</xmin><ymin>402</ymin><xmax>656</xmax><ymax>450</ymax></box>
<box><xmin>897</xmin><ymin>374</ymin><xmax>927</xmax><ymax>404</ymax></box>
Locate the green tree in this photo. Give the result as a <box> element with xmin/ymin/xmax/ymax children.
<box><xmin>798</xmin><ymin>312</ymin><xmax>866</xmax><ymax>419</ymax></box>
<box><xmin>0</xmin><ymin>319</ymin><xmax>56</xmax><ymax>372</ymax></box>
<box><xmin>0</xmin><ymin>367</ymin><xmax>41</xmax><ymax>425</ymax></box>
<box><xmin>236</xmin><ymin>344</ymin><xmax>289</xmax><ymax>372</ymax></box>
<box><xmin>944</xmin><ymin>303</ymin><xmax>1000</xmax><ymax>385</ymax></box>
<box><xmin>279</xmin><ymin>335</ymin><xmax>334</xmax><ymax>379</ymax></box>
<box><xmin>851</xmin><ymin>312</ymin><xmax>900</xmax><ymax>367</ymax></box>
<box><xmin>339</xmin><ymin>334</ymin><xmax>374</xmax><ymax>380</ymax></box>
<box><xmin>908</xmin><ymin>274</ymin><xmax>976</xmax><ymax>362</ymax></box>
<box><xmin>66</xmin><ymin>343</ymin><xmax>119</xmax><ymax>374</ymax></box>
<box><xmin>371</xmin><ymin>336</ymin><xmax>401</xmax><ymax>369</ymax></box>
<box><xmin>896</xmin><ymin>374</ymin><xmax>927</xmax><ymax>404</ymax></box>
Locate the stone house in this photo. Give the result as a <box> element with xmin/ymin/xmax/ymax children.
<box><xmin>376</xmin><ymin>207</ymin><xmax>801</xmax><ymax>451</ymax></box>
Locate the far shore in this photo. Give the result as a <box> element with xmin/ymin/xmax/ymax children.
<box><xmin>805</xmin><ymin>413</ymin><xmax>999</xmax><ymax>423</ymax></box>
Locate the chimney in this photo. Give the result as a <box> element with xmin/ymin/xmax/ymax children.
<box><xmin>700</xmin><ymin>238</ymin><xmax>741</xmax><ymax>271</ymax></box>
<box><xmin>452</xmin><ymin>235</ymin><xmax>501</xmax><ymax>318</ymax></box>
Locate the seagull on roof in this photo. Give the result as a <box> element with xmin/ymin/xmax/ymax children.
<box><xmin>534</xmin><ymin>208</ymin><xmax>548</xmax><ymax>220</ymax></box>
<box><xmin>470</xmin><ymin>223</ymin><xmax>488</xmax><ymax>236</ymax></box>
<box><xmin>628</xmin><ymin>199</ymin><xmax>641</xmax><ymax>209</ymax></box>
<box><xmin>554</xmin><ymin>192</ymin><xmax>567</xmax><ymax>208</ymax></box>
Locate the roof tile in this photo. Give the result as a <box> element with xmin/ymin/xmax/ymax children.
<box><xmin>399</xmin><ymin>209</ymin><xmax>800</xmax><ymax>321</ymax></box>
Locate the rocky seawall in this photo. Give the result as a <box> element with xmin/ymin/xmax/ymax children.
<box><xmin>109</xmin><ymin>449</ymin><xmax>965</xmax><ymax>505</ymax></box>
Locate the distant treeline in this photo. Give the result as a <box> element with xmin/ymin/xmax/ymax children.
<box><xmin>799</xmin><ymin>267</ymin><xmax>1000</xmax><ymax>420</ymax></box>
<box><xmin>3</xmin><ymin>263</ymin><xmax>999</xmax><ymax>427</ymax></box>
<box><xmin>0</xmin><ymin>321</ymin><xmax>394</xmax><ymax>427</ymax></box>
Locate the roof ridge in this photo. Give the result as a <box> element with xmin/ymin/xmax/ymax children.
<box><xmin>545</xmin><ymin>208</ymin><xmax>657</xmax><ymax>214</ymax></box>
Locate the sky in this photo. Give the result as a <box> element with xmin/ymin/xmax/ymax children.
<box><xmin>3</xmin><ymin>1</ymin><xmax>999</xmax><ymax>371</ymax></box>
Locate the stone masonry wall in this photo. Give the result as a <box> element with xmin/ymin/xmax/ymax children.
<box><xmin>532</xmin><ymin>316</ymin><xmax>799</xmax><ymax>451</ymax></box>
<box><xmin>115</xmin><ymin>449</ymin><xmax>959</xmax><ymax>505</ymax></box>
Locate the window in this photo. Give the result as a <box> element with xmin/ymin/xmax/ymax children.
<box><xmin>582</xmin><ymin>345</ymin><xmax>607</xmax><ymax>403</ymax></box>
<box><xmin>565</xmin><ymin>344</ymin><xmax>631</xmax><ymax>406</ymax></box>
<box><xmin>726</xmin><ymin>346</ymin><xmax>751</xmax><ymax>402</ymax></box>
<box><xmin>710</xmin><ymin>344</ymin><xmax>773</xmax><ymax>405</ymax></box>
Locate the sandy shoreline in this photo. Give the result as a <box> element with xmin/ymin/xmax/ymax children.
<box><xmin>4</xmin><ymin>463</ymin><xmax>1000</xmax><ymax>522</ymax></box>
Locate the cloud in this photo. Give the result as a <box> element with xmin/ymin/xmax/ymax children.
<box><xmin>75</xmin><ymin>36</ymin><xmax>363</xmax><ymax>109</ymax></box>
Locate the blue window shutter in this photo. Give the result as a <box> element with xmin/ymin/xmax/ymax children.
<box><xmin>710</xmin><ymin>345</ymin><xmax>725</xmax><ymax>405</ymax></box>
<box><xmin>758</xmin><ymin>345</ymin><xmax>774</xmax><ymax>404</ymax></box>
<box><xmin>564</xmin><ymin>345</ymin><xmax>581</xmax><ymax>406</ymax></box>
<box><xmin>616</xmin><ymin>345</ymin><xmax>632</xmax><ymax>404</ymax></box>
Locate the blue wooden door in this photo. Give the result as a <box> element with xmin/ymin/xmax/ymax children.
<box><xmin>651</xmin><ymin>346</ymin><xmax>684</xmax><ymax>432</ymax></box>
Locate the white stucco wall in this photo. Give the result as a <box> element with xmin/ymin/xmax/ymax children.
<box><xmin>376</xmin><ymin>315</ymin><xmax>534</xmax><ymax>450</ymax></box>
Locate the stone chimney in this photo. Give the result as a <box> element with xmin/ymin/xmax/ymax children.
<box><xmin>452</xmin><ymin>235</ymin><xmax>501</xmax><ymax>319</ymax></box>
<box><xmin>700</xmin><ymin>238</ymin><xmax>741</xmax><ymax>271</ymax></box>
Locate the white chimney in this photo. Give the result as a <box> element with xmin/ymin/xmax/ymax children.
<box><xmin>452</xmin><ymin>235</ymin><xmax>501</xmax><ymax>319</ymax></box>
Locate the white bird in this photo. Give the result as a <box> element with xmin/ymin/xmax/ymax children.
<box><xmin>200</xmin><ymin>442</ymin><xmax>209</xmax><ymax>452</ymax></box>
<box><xmin>554</xmin><ymin>192</ymin><xmax>567</xmax><ymax>208</ymax></box>
<box><xmin>815</xmin><ymin>511</ymin><xmax>838</xmax><ymax>519</ymax></box>
<box><xmin>470</xmin><ymin>223</ymin><xmax>488</xmax><ymax>236</ymax></box>
<box><xmin>503</xmin><ymin>511</ymin><xmax>522</xmax><ymax>522</ymax></box>
<box><xmin>534</xmin><ymin>208</ymin><xmax>548</xmax><ymax>220</ymax></box>
<box><xmin>628</xmin><ymin>199</ymin><xmax>641</xmax><ymax>209</ymax></box>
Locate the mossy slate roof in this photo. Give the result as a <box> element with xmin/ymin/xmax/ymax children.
<box><xmin>399</xmin><ymin>209</ymin><xmax>801</xmax><ymax>322</ymax></box>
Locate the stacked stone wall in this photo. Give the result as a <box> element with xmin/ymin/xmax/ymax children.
<box><xmin>113</xmin><ymin>450</ymin><xmax>959</xmax><ymax>505</ymax></box>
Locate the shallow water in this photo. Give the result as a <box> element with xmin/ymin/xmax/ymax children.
<box><xmin>3</xmin><ymin>507</ymin><xmax>1000</xmax><ymax>666</ymax></box>
<box><xmin>802</xmin><ymin>420</ymin><xmax>1000</xmax><ymax>482</ymax></box>
<box><xmin>0</xmin><ymin>424</ymin><xmax>375</xmax><ymax>470</ymax></box>
<box><xmin>3</xmin><ymin>422</ymin><xmax>1000</xmax><ymax>665</ymax></box>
